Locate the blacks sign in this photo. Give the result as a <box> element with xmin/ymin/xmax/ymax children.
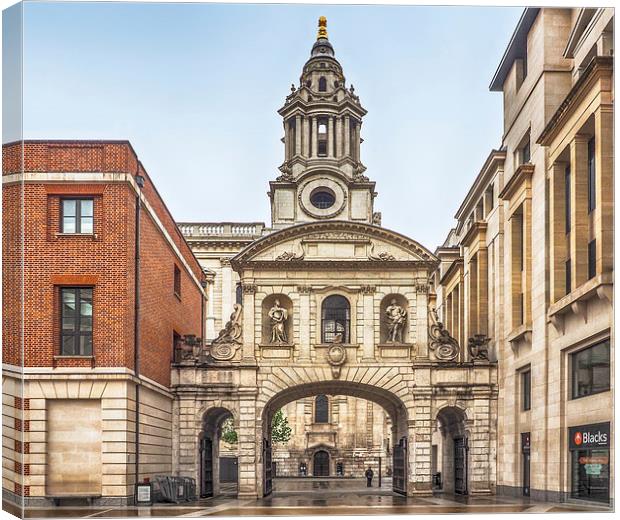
<box><xmin>568</xmin><ymin>422</ymin><xmax>610</xmax><ymax>450</ymax></box>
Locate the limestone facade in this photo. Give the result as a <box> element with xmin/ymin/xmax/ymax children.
<box><xmin>435</xmin><ymin>7</ymin><xmax>614</xmax><ymax>505</ymax></box>
<box><xmin>174</xmin><ymin>18</ymin><xmax>498</xmax><ymax>500</ymax></box>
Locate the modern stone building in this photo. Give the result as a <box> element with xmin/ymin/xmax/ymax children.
<box><xmin>434</xmin><ymin>7</ymin><xmax>614</xmax><ymax>505</ymax></box>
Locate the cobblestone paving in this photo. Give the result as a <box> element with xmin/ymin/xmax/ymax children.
<box><xmin>5</xmin><ymin>479</ymin><xmax>612</xmax><ymax>518</ymax></box>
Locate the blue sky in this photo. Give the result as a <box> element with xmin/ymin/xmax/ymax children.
<box><xmin>8</xmin><ymin>2</ymin><xmax>522</xmax><ymax>247</ymax></box>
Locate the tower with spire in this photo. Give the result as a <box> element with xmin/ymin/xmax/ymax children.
<box><xmin>270</xmin><ymin>17</ymin><xmax>378</xmax><ymax>229</ymax></box>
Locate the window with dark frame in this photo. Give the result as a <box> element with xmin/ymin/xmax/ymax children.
<box><xmin>61</xmin><ymin>198</ymin><xmax>94</xmax><ymax>234</ymax></box>
<box><xmin>588</xmin><ymin>239</ymin><xmax>596</xmax><ymax>280</ymax></box>
<box><xmin>174</xmin><ymin>265</ymin><xmax>181</xmax><ymax>298</ymax></box>
<box><xmin>318</xmin><ymin>76</ymin><xmax>327</xmax><ymax>92</ymax></box>
<box><xmin>564</xmin><ymin>164</ymin><xmax>571</xmax><ymax>233</ymax></box>
<box><xmin>60</xmin><ymin>287</ymin><xmax>93</xmax><ymax>356</ymax></box>
<box><xmin>315</xmin><ymin>394</ymin><xmax>329</xmax><ymax>423</ymax></box>
<box><xmin>565</xmin><ymin>259</ymin><xmax>572</xmax><ymax>294</ymax></box>
<box><xmin>571</xmin><ymin>340</ymin><xmax>610</xmax><ymax>399</ymax></box>
<box><xmin>321</xmin><ymin>295</ymin><xmax>350</xmax><ymax>343</ymax></box>
<box><xmin>521</xmin><ymin>369</ymin><xmax>531</xmax><ymax>411</ymax></box>
<box><xmin>588</xmin><ymin>137</ymin><xmax>596</xmax><ymax>213</ymax></box>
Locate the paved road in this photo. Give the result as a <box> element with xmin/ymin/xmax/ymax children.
<box><xmin>4</xmin><ymin>478</ymin><xmax>612</xmax><ymax>518</ymax></box>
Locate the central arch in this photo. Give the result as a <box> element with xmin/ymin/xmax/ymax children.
<box><xmin>257</xmin><ymin>377</ymin><xmax>413</xmax><ymax>497</ymax></box>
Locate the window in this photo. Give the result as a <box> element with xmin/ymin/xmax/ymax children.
<box><xmin>588</xmin><ymin>240</ymin><xmax>596</xmax><ymax>280</ymax></box>
<box><xmin>565</xmin><ymin>259</ymin><xmax>572</xmax><ymax>294</ymax></box>
<box><xmin>321</xmin><ymin>295</ymin><xmax>350</xmax><ymax>343</ymax></box>
<box><xmin>571</xmin><ymin>448</ymin><xmax>610</xmax><ymax>503</ymax></box>
<box><xmin>571</xmin><ymin>340</ymin><xmax>610</xmax><ymax>399</ymax></box>
<box><xmin>61</xmin><ymin>198</ymin><xmax>93</xmax><ymax>234</ymax></box>
<box><xmin>318</xmin><ymin>76</ymin><xmax>327</xmax><ymax>92</ymax></box>
<box><xmin>588</xmin><ymin>137</ymin><xmax>596</xmax><ymax>213</ymax></box>
<box><xmin>315</xmin><ymin>394</ymin><xmax>329</xmax><ymax>423</ymax></box>
<box><xmin>520</xmin><ymin>139</ymin><xmax>531</xmax><ymax>164</ymax></box>
<box><xmin>521</xmin><ymin>369</ymin><xmax>531</xmax><ymax>411</ymax></box>
<box><xmin>235</xmin><ymin>283</ymin><xmax>243</xmax><ymax>304</ymax></box>
<box><xmin>60</xmin><ymin>287</ymin><xmax>93</xmax><ymax>356</ymax></box>
<box><xmin>310</xmin><ymin>188</ymin><xmax>335</xmax><ymax>209</ymax></box>
<box><xmin>564</xmin><ymin>165</ymin><xmax>571</xmax><ymax>234</ymax></box>
<box><xmin>174</xmin><ymin>265</ymin><xmax>181</xmax><ymax>298</ymax></box>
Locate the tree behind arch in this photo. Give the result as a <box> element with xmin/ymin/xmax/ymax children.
<box><xmin>219</xmin><ymin>409</ymin><xmax>291</xmax><ymax>444</ymax></box>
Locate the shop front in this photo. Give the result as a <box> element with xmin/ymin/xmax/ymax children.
<box><xmin>568</xmin><ymin>422</ymin><xmax>611</xmax><ymax>504</ymax></box>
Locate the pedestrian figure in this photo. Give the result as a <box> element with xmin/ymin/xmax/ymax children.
<box><xmin>365</xmin><ymin>467</ymin><xmax>374</xmax><ymax>487</ymax></box>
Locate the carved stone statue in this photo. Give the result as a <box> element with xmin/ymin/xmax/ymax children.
<box><xmin>385</xmin><ymin>299</ymin><xmax>407</xmax><ymax>343</ymax></box>
<box><xmin>268</xmin><ymin>299</ymin><xmax>288</xmax><ymax>343</ymax></box>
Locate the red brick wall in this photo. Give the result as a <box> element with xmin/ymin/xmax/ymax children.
<box><xmin>2</xmin><ymin>141</ymin><xmax>204</xmax><ymax>387</ymax></box>
<box><xmin>2</xmin><ymin>183</ymin><xmax>23</xmax><ymax>366</ymax></box>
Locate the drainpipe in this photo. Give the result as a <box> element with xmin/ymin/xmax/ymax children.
<box><xmin>134</xmin><ymin>173</ymin><xmax>145</xmax><ymax>490</ymax></box>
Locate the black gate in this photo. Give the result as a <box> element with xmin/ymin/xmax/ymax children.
<box><xmin>392</xmin><ymin>437</ymin><xmax>407</xmax><ymax>495</ymax></box>
<box><xmin>263</xmin><ymin>438</ymin><xmax>273</xmax><ymax>496</ymax></box>
<box><xmin>200</xmin><ymin>437</ymin><xmax>214</xmax><ymax>497</ymax></box>
<box><xmin>454</xmin><ymin>436</ymin><xmax>468</xmax><ymax>495</ymax></box>
<box><xmin>313</xmin><ymin>451</ymin><xmax>330</xmax><ymax>476</ymax></box>
<box><xmin>219</xmin><ymin>456</ymin><xmax>238</xmax><ymax>483</ymax></box>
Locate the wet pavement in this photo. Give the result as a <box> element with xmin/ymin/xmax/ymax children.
<box><xmin>4</xmin><ymin>478</ymin><xmax>612</xmax><ymax>518</ymax></box>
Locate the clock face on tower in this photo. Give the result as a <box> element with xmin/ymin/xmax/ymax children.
<box><xmin>298</xmin><ymin>177</ymin><xmax>347</xmax><ymax>219</ymax></box>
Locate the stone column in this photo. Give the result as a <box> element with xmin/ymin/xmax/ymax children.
<box><xmin>220</xmin><ymin>258</ymin><xmax>233</xmax><ymax>326</ymax></box>
<box><xmin>344</xmin><ymin>115</ymin><xmax>350</xmax><ymax>157</ymax></box>
<box><xmin>241</xmin><ymin>283</ymin><xmax>257</xmax><ymax>361</ymax></box>
<box><xmin>477</xmin><ymin>249</ymin><xmax>488</xmax><ymax>335</ymax></box>
<box><xmin>361</xmin><ymin>286</ymin><xmax>376</xmax><ymax>361</ymax></box>
<box><xmin>298</xmin><ymin>286</ymin><xmax>312</xmax><ymax>361</ymax></box>
<box><xmin>468</xmin><ymin>398</ymin><xmax>493</xmax><ymax>495</ymax></box>
<box><xmin>594</xmin><ymin>106</ymin><xmax>613</xmax><ymax>275</ymax></box>
<box><xmin>415</xmin><ymin>280</ymin><xmax>429</xmax><ymax>358</ymax></box>
<box><xmin>327</xmin><ymin>116</ymin><xmax>334</xmax><ymax>158</ymax></box>
<box><xmin>549</xmin><ymin>161</ymin><xmax>568</xmax><ymax>301</ymax></box>
<box><xmin>206</xmin><ymin>280</ymin><xmax>216</xmax><ymax>340</ymax></box>
<box><xmin>295</xmin><ymin>115</ymin><xmax>302</xmax><ymax>156</ymax></box>
<box><xmin>354</xmin><ymin>121</ymin><xmax>361</xmax><ymax>160</ymax></box>
<box><xmin>302</xmin><ymin>116</ymin><xmax>310</xmax><ymax>157</ymax></box>
<box><xmin>237</xmin><ymin>395</ymin><xmax>258</xmax><ymax>498</ymax></box>
<box><xmin>336</xmin><ymin>116</ymin><xmax>343</xmax><ymax>158</ymax></box>
<box><xmin>311</xmin><ymin>117</ymin><xmax>318</xmax><ymax>158</ymax></box>
<box><xmin>569</xmin><ymin>135</ymin><xmax>589</xmax><ymax>289</ymax></box>
<box><xmin>410</xmin><ymin>391</ymin><xmax>433</xmax><ymax>496</ymax></box>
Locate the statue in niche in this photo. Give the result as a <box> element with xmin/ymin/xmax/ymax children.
<box><xmin>385</xmin><ymin>299</ymin><xmax>407</xmax><ymax>343</ymax></box>
<box><xmin>268</xmin><ymin>299</ymin><xmax>289</xmax><ymax>343</ymax></box>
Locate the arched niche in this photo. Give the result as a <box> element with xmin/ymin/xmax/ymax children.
<box><xmin>380</xmin><ymin>294</ymin><xmax>410</xmax><ymax>344</ymax></box>
<box><xmin>261</xmin><ymin>294</ymin><xmax>294</xmax><ymax>345</ymax></box>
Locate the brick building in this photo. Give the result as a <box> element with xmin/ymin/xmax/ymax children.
<box><xmin>2</xmin><ymin>140</ymin><xmax>206</xmax><ymax>505</ymax></box>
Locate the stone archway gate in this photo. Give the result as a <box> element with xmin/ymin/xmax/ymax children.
<box><xmin>171</xmin><ymin>221</ymin><xmax>498</xmax><ymax>498</ymax></box>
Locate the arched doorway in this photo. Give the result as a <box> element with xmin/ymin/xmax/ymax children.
<box><xmin>435</xmin><ymin>406</ymin><xmax>469</xmax><ymax>495</ymax></box>
<box><xmin>200</xmin><ymin>407</ymin><xmax>237</xmax><ymax>498</ymax></box>
<box><xmin>313</xmin><ymin>450</ymin><xmax>330</xmax><ymax>476</ymax></box>
<box><xmin>259</xmin><ymin>380</ymin><xmax>411</xmax><ymax>497</ymax></box>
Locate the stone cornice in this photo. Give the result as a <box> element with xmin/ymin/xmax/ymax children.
<box><xmin>537</xmin><ymin>56</ymin><xmax>613</xmax><ymax>146</ymax></box>
<box><xmin>438</xmin><ymin>258</ymin><xmax>464</xmax><ymax>287</ymax></box>
<box><xmin>499</xmin><ymin>163</ymin><xmax>534</xmax><ymax>201</ymax></box>
<box><xmin>461</xmin><ymin>221</ymin><xmax>488</xmax><ymax>248</ymax></box>
<box><xmin>230</xmin><ymin>220</ymin><xmax>438</xmax><ymax>271</ymax></box>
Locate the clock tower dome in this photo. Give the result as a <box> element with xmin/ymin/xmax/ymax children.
<box><xmin>270</xmin><ymin>17</ymin><xmax>378</xmax><ymax>229</ymax></box>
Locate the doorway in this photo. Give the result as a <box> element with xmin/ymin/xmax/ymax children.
<box><xmin>313</xmin><ymin>450</ymin><xmax>330</xmax><ymax>476</ymax></box>
<box><xmin>454</xmin><ymin>436</ymin><xmax>468</xmax><ymax>495</ymax></box>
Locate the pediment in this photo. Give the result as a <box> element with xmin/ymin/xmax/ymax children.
<box><xmin>231</xmin><ymin>221</ymin><xmax>437</xmax><ymax>268</ymax></box>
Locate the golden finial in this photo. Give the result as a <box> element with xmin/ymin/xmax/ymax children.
<box><xmin>317</xmin><ymin>16</ymin><xmax>328</xmax><ymax>40</ymax></box>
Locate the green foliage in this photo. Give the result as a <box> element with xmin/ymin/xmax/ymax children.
<box><xmin>271</xmin><ymin>409</ymin><xmax>292</xmax><ymax>444</ymax></box>
<box><xmin>219</xmin><ymin>409</ymin><xmax>291</xmax><ymax>445</ymax></box>
<box><xmin>221</xmin><ymin>417</ymin><xmax>238</xmax><ymax>444</ymax></box>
